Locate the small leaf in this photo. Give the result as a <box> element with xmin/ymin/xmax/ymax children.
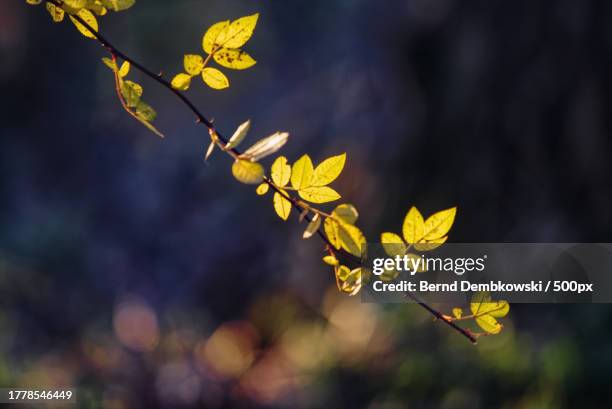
<box><xmin>204</xmin><ymin>141</ymin><xmax>215</xmax><ymax>161</ymax></box>
<box><xmin>222</xmin><ymin>13</ymin><xmax>259</xmax><ymax>49</ymax></box>
<box><xmin>422</xmin><ymin>207</ymin><xmax>457</xmax><ymax>241</ymax></box>
<box><xmin>232</xmin><ymin>159</ymin><xmax>264</xmax><ymax>184</ymax></box>
<box><xmin>402</xmin><ymin>206</ymin><xmax>425</xmax><ymax>244</ymax></box>
<box><xmin>336</xmin><ymin>265</ymin><xmax>351</xmax><ymax>281</ymax></box>
<box><xmin>120</xmin><ymin>81</ymin><xmax>142</xmax><ymax>108</ymax></box>
<box><xmin>273</xmin><ymin>190</ymin><xmax>292</xmax><ymax>220</ymax></box>
<box><xmin>124</xmin><ymin>80</ymin><xmax>142</xmax><ymax>97</ymax></box>
<box><xmin>201</xmin><ymin>67</ymin><xmax>229</xmax><ymax>90</ymax></box>
<box><xmin>184</xmin><ymin>54</ymin><xmax>205</xmax><ymax>75</ymax></box>
<box><xmin>202</xmin><ymin>20</ymin><xmax>230</xmax><ymax>54</ymax></box>
<box><xmin>46</xmin><ymin>3</ymin><xmax>65</xmax><ymax>22</ymax></box>
<box><xmin>381</xmin><ymin>232</ymin><xmax>406</xmax><ymax>257</ymax></box>
<box><xmin>290</xmin><ymin>155</ymin><xmax>314</xmax><ymax>190</ymax></box>
<box><xmin>226</xmin><ymin>119</ymin><xmax>250</xmax><ymax>150</ymax></box>
<box><xmin>69</xmin><ymin>9</ymin><xmax>99</xmax><ymax>39</ymax></box>
<box><xmin>332</xmin><ymin>204</ymin><xmax>358</xmax><ymax>224</ymax></box>
<box><xmin>102</xmin><ymin>57</ymin><xmax>117</xmax><ymax>72</ymax></box>
<box><xmin>118</xmin><ymin>61</ymin><xmax>130</xmax><ymax>78</ymax></box>
<box><xmin>452</xmin><ymin>308</ymin><xmax>463</xmax><ymax>319</ymax></box>
<box><xmin>239</xmin><ymin>132</ymin><xmax>289</xmax><ymax>162</ymax></box>
<box><xmin>312</xmin><ymin>153</ymin><xmax>346</xmax><ymax>186</ymax></box>
<box><xmin>298</xmin><ymin>186</ymin><xmax>341</xmax><ymax>204</ymax></box>
<box><xmin>271</xmin><ymin>156</ymin><xmax>291</xmax><ymax>187</ymax></box>
<box><xmin>256</xmin><ymin>183</ymin><xmax>269</xmax><ymax>195</ymax></box>
<box><xmin>322</xmin><ymin>255</ymin><xmax>339</xmax><ymax>266</ymax></box>
<box><xmin>213</xmin><ymin>48</ymin><xmax>257</xmax><ymax>70</ymax></box>
<box><xmin>339</xmin><ymin>267</ymin><xmax>362</xmax><ymax>296</ymax></box>
<box><xmin>302</xmin><ymin>214</ymin><xmax>321</xmax><ymax>239</ymax></box>
<box><xmin>171</xmin><ymin>73</ymin><xmax>192</xmax><ymax>91</ymax></box>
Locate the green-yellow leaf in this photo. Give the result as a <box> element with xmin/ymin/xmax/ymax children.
<box><xmin>69</xmin><ymin>8</ymin><xmax>98</xmax><ymax>39</ymax></box>
<box><xmin>232</xmin><ymin>159</ymin><xmax>264</xmax><ymax>184</ymax></box>
<box><xmin>201</xmin><ymin>67</ymin><xmax>229</xmax><ymax>90</ymax></box>
<box><xmin>332</xmin><ymin>204</ymin><xmax>358</xmax><ymax>224</ymax></box>
<box><xmin>226</xmin><ymin>119</ymin><xmax>250</xmax><ymax>150</ymax></box>
<box><xmin>470</xmin><ymin>291</ymin><xmax>509</xmax><ymax>334</ymax></box>
<box><xmin>184</xmin><ymin>54</ymin><xmax>204</xmax><ymax>75</ymax></box>
<box><xmin>336</xmin><ymin>222</ymin><xmax>365</xmax><ymax>257</ymax></box>
<box><xmin>239</xmin><ymin>132</ymin><xmax>289</xmax><ymax>162</ymax></box>
<box><xmin>213</xmin><ymin>48</ymin><xmax>256</xmax><ymax>70</ymax></box>
<box><xmin>290</xmin><ymin>155</ymin><xmax>314</xmax><ymax>190</ymax></box>
<box><xmin>273</xmin><ymin>190</ymin><xmax>292</xmax><ymax>220</ymax></box>
<box><xmin>202</xmin><ymin>20</ymin><xmax>230</xmax><ymax>54</ymax></box>
<box><xmin>221</xmin><ymin>13</ymin><xmax>259</xmax><ymax>49</ymax></box>
<box><xmin>100</xmin><ymin>0</ymin><xmax>135</xmax><ymax>12</ymax></box>
<box><xmin>452</xmin><ymin>307</ymin><xmax>463</xmax><ymax>319</ymax></box>
<box><xmin>118</xmin><ymin>61</ymin><xmax>130</xmax><ymax>78</ymax></box>
<box><xmin>324</xmin><ymin>218</ymin><xmax>341</xmax><ymax>250</ymax></box>
<box><xmin>340</xmin><ymin>267</ymin><xmax>362</xmax><ymax>296</ymax></box>
<box><xmin>312</xmin><ymin>153</ymin><xmax>346</xmax><ymax>186</ymax></box>
<box><xmin>336</xmin><ymin>265</ymin><xmax>351</xmax><ymax>281</ymax></box>
<box><xmin>171</xmin><ymin>73</ymin><xmax>192</xmax><ymax>91</ymax></box>
<box><xmin>271</xmin><ymin>156</ymin><xmax>291</xmax><ymax>187</ymax></box>
<box><xmin>381</xmin><ymin>232</ymin><xmax>406</xmax><ymax>257</ymax></box>
<box><xmin>46</xmin><ymin>3</ymin><xmax>65</xmax><ymax>22</ymax></box>
<box><xmin>124</xmin><ymin>80</ymin><xmax>142</xmax><ymax>97</ymax></box>
<box><xmin>322</xmin><ymin>255</ymin><xmax>339</xmax><ymax>266</ymax></box>
<box><xmin>422</xmin><ymin>207</ymin><xmax>457</xmax><ymax>241</ymax></box>
<box><xmin>298</xmin><ymin>186</ymin><xmax>341</xmax><ymax>204</ymax></box>
<box><xmin>255</xmin><ymin>183</ymin><xmax>269</xmax><ymax>195</ymax></box>
<box><xmin>102</xmin><ymin>57</ymin><xmax>117</xmax><ymax>72</ymax></box>
<box><xmin>302</xmin><ymin>214</ymin><xmax>321</xmax><ymax>239</ymax></box>
<box><xmin>134</xmin><ymin>101</ymin><xmax>156</xmax><ymax>121</ymax></box>
<box><xmin>402</xmin><ymin>206</ymin><xmax>425</xmax><ymax>244</ymax></box>
<box><xmin>120</xmin><ymin>81</ymin><xmax>141</xmax><ymax>108</ymax></box>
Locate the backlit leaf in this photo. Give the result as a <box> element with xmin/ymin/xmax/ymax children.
<box><xmin>201</xmin><ymin>67</ymin><xmax>229</xmax><ymax>90</ymax></box>
<box><xmin>120</xmin><ymin>81</ymin><xmax>141</xmax><ymax>108</ymax></box>
<box><xmin>302</xmin><ymin>214</ymin><xmax>321</xmax><ymax>239</ymax></box>
<box><xmin>312</xmin><ymin>153</ymin><xmax>346</xmax><ymax>186</ymax></box>
<box><xmin>184</xmin><ymin>54</ymin><xmax>204</xmax><ymax>75</ymax></box>
<box><xmin>402</xmin><ymin>206</ymin><xmax>425</xmax><ymax>244</ymax></box>
<box><xmin>221</xmin><ymin>13</ymin><xmax>259</xmax><ymax>49</ymax></box>
<box><xmin>298</xmin><ymin>186</ymin><xmax>341</xmax><ymax>204</ymax></box>
<box><xmin>323</xmin><ymin>218</ymin><xmax>341</xmax><ymax>249</ymax></box>
<box><xmin>381</xmin><ymin>232</ymin><xmax>406</xmax><ymax>257</ymax></box>
<box><xmin>322</xmin><ymin>255</ymin><xmax>339</xmax><ymax>266</ymax></box>
<box><xmin>452</xmin><ymin>307</ymin><xmax>463</xmax><ymax>319</ymax></box>
<box><xmin>332</xmin><ymin>204</ymin><xmax>358</xmax><ymax>224</ymax></box>
<box><xmin>273</xmin><ymin>190</ymin><xmax>292</xmax><ymax>220</ymax></box>
<box><xmin>422</xmin><ymin>207</ymin><xmax>456</xmax><ymax>240</ymax></box>
<box><xmin>102</xmin><ymin>57</ymin><xmax>117</xmax><ymax>71</ymax></box>
<box><xmin>271</xmin><ymin>156</ymin><xmax>291</xmax><ymax>187</ymax></box>
<box><xmin>255</xmin><ymin>183</ymin><xmax>269</xmax><ymax>195</ymax></box>
<box><xmin>213</xmin><ymin>48</ymin><xmax>256</xmax><ymax>70</ymax></box>
<box><xmin>202</xmin><ymin>20</ymin><xmax>230</xmax><ymax>54</ymax></box>
<box><xmin>171</xmin><ymin>73</ymin><xmax>192</xmax><ymax>91</ymax></box>
<box><xmin>337</xmin><ymin>222</ymin><xmax>365</xmax><ymax>257</ymax></box>
<box><xmin>118</xmin><ymin>61</ymin><xmax>130</xmax><ymax>78</ymax></box>
<box><xmin>46</xmin><ymin>3</ymin><xmax>65</xmax><ymax>22</ymax></box>
<box><xmin>69</xmin><ymin>8</ymin><xmax>98</xmax><ymax>39</ymax></box>
<box><xmin>240</xmin><ymin>132</ymin><xmax>289</xmax><ymax>162</ymax></box>
<box><xmin>290</xmin><ymin>155</ymin><xmax>314</xmax><ymax>190</ymax></box>
<box><xmin>232</xmin><ymin>159</ymin><xmax>264</xmax><ymax>184</ymax></box>
<box><xmin>470</xmin><ymin>291</ymin><xmax>509</xmax><ymax>334</ymax></box>
<box><xmin>226</xmin><ymin>119</ymin><xmax>250</xmax><ymax>150</ymax></box>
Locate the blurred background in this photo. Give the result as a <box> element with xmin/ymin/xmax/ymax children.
<box><xmin>2</xmin><ymin>0</ymin><xmax>612</xmax><ymax>407</ymax></box>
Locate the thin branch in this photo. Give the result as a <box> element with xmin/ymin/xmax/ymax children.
<box><xmin>45</xmin><ymin>0</ymin><xmax>477</xmax><ymax>344</ymax></box>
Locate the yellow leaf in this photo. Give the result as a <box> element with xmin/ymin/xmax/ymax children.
<box><xmin>171</xmin><ymin>73</ymin><xmax>192</xmax><ymax>91</ymax></box>
<box><xmin>226</xmin><ymin>119</ymin><xmax>251</xmax><ymax>150</ymax></box>
<box><xmin>69</xmin><ymin>8</ymin><xmax>98</xmax><ymax>39</ymax></box>
<box><xmin>184</xmin><ymin>54</ymin><xmax>204</xmax><ymax>75</ymax></box>
<box><xmin>312</xmin><ymin>153</ymin><xmax>346</xmax><ymax>186</ymax></box>
<box><xmin>271</xmin><ymin>156</ymin><xmax>291</xmax><ymax>187</ymax></box>
<box><xmin>302</xmin><ymin>214</ymin><xmax>321</xmax><ymax>239</ymax></box>
<box><xmin>46</xmin><ymin>3</ymin><xmax>65</xmax><ymax>22</ymax></box>
<box><xmin>221</xmin><ymin>13</ymin><xmax>259</xmax><ymax>49</ymax></box>
<box><xmin>323</xmin><ymin>218</ymin><xmax>341</xmax><ymax>249</ymax></box>
<box><xmin>322</xmin><ymin>255</ymin><xmax>339</xmax><ymax>266</ymax></box>
<box><xmin>240</xmin><ymin>132</ymin><xmax>289</xmax><ymax>162</ymax></box>
<box><xmin>332</xmin><ymin>203</ymin><xmax>358</xmax><ymax>224</ymax></box>
<box><xmin>213</xmin><ymin>48</ymin><xmax>257</xmax><ymax>70</ymax></box>
<box><xmin>118</xmin><ymin>61</ymin><xmax>130</xmax><ymax>78</ymax></box>
<box><xmin>470</xmin><ymin>291</ymin><xmax>509</xmax><ymax>334</ymax></box>
<box><xmin>273</xmin><ymin>190</ymin><xmax>292</xmax><ymax>220</ymax></box>
<box><xmin>452</xmin><ymin>307</ymin><xmax>463</xmax><ymax>319</ymax></box>
<box><xmin>402</xmin><ymin>206</ymin><xmax>425</xmax><ymax>244</ymax></box>
<box><xmin>336</xmin><ymin>222</ymin><xmax>365</xmax><ymax>257</ymax></box>
<box><xmin>476</xmin><ymin>315</ymin><xmax>503</xmax><ymax>334</ymax></box>
<box><xmin>336</xmin><ymin>265</ymin><xmax>351</xmax><ymax>281</ymax></box>
<box><xmin>201</xmin><ymin>67</ymin><xmax>229</xmax><ymax>90</ymax></box>
<box><xmin>102</xmin><ymin>57</ymin><xmax>117</xmax><ymax>71</ymax></box>
<box><xmin>202</xmin><ymin>20</ymin><xmax>230</xmax><ymax>54</ymax></box>
<box><xmin>340</xmin><ymin>268</ymin><xmax>362</xmax><ymax>296</ymax></box>
<box><xmin>298</xmin><ymin>186</ymin><xmax>340</xmax><ymax>204</ymax></box>
<box><xmin>100</xmin><ymin>0</ymin><xmax>135</xmax><ymax>11</ymax></box>
<box><xmin>380</xmin><ymin>232</ymin><xmax>406</xmax><ymax>257</ymax></box>
<box><xmin>231</xmin><ymin>159</ymin><xmax>264</xmax><ymax>184</ymax></box>
<box><xmin>422</xmin><ymin>207</ymin><xmax>457</xmax><ymax>241</ymax></box>
<box><xmin>413</xmin><ymin>236</ymin><xmax>447</xmax><ymax>251</ymax></box>
<box><xmin>290</xmin><ymin>155</ymin><xmax>314</xmax><ymax>190</ymax></box>
<box><xmin>26</xmin><ymin>0</ymin><xmax>43</xmax><ymax>5</ymax></box>
<box><xmin>255</xmin><ymin>183</ymin><xmax>269</xmax><ymax>195</ymax></box>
